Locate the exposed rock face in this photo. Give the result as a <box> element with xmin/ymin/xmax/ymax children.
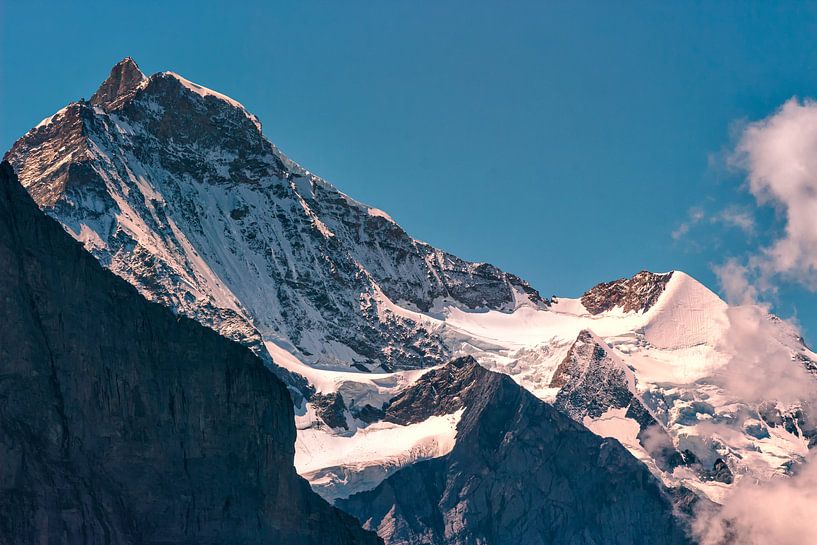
<box><xmin>89</xmin><ymin>57</ymin><xmax>147</xmax><ymax>110</ymax></box>
<box><xmin>383</xmin><ymin>357</ymin><xmax>479</xmax><ymax>426</ymax></box>
<box><xmin>5</xmin><ymin>58</ymin><xmax>546</xmax><ymax>376</ymax></box>
<box><xmin>0</xmin><ymin>162</ymin><xmax>379</xmax><ymax>544</ymax></box>
<box><xmin>338</xmin><ymin>357</ymin><xmax>693</xmax><ymax>545</ymax></box>
<box><xmin>551</xmin><ymin>330</ymin><xmax>636</xmax><ymax>418</ymax></box>
<box><xmin>312</xmin><ymin>392</ymin><xmax>350</xmax><ymax>430</ymax></box>
<box><xmin>550</xmin><ymin>330</ymin><xmax>686</xmax><ymax>474</ymax></box>
<box><xmin>758</xmin><ymin>400</ymin><xmax>817</xmax><ymax>447</ymax></box>
<box><xmin>581</xmin><ymin>270</ymin><xmax>673</xmax><ymax>315</ymax></box>
<box><xmin>706</xmin><ymin>458</ymin><xmax>734</xmax><ymax>485</ymax></box>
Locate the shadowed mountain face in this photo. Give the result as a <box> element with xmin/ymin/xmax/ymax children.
<box><xmin>0</xmin><ymin>162</ymin><xmax>379</xmax><ymax>544</ymax></box>
<box><xmin>338</xmin><ymin>357</ymin><xmax>693</xmax><ymax>545</ymax></box>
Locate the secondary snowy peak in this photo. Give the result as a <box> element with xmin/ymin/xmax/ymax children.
<box><xmin>641</xmin><ymin>270</ymin><xmax>729</xmax><ymax>350</ymax></box>
<box><xmin>444</xmin><ymin>269</ymin><xmax>816</xmax><ymax>503</ymax></box>
<box><xmin>90</xmin><ymin>57</ymin><xmax>147</xmax><ymax>111</ymax></box>
<box><xmin>6</xmin><ymin>58</ymin><xmax>545</xmax><ymax>377</ymax></box>
<box><xmin>581</xmin><ymin>270</ymin><xmax>673</xmax><ymax>315</ymax></box>
<box><xmin>549</xmin><ymin>330</ymin><xmax>685</xmax><ymax>474</ymax></box>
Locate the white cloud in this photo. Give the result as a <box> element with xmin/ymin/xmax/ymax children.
<box><xmin>672</xmin><ymin>206</ymin><xmax>706</xmax><ymax>240</ymax></box>
<box><xmin>693</xmin><ymin>304</ymin><xmax>817</xmax><ymax>545</ymax></box>
<box><xmin>695</xmin><ymin>452</ymin><xmax>817</xmax><ymax>545</ymax></box>
<box><xmin>731</xmin><ymin>98</ymin><xmax>817</xmax><ymax>290</ymax></box>
<box><xmin>697</xmin><ymin>98</ymin><xmax>817</xmax><ymax>545</ymax></box>
<box><xmin>715</xmin><ymin>205</ymin><xmax>755</xmax><ymax>235</ymax></box>
<box><xmin>713</xmin><ymin>259</ymin><xmax>758</xmax><ymax>306</ymax></box>
<box><xmin>714</xmin><ymin>305</ymin><xmax>817</xmax><ymax>405</ymax></box>
<box><xmin>672</xmin><ymin>205</ymin><xmax>754</xmax><ymax>242</ymax></box>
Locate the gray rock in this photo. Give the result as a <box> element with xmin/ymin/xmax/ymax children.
<box><xmin>312</xmin><ymin>392</ymin><xmax>350</xmax><ymax>430</ymax></box>
<box><xmin>339</xmin><ymin>357</ymin><xmax>694</xmax><ymax>545</ymax></box>
<box><xmin>551</xmin><ymin>330</ymin><xmax>634</xmax><ymax>419</ymax></box>
<box><xmin>581</xmin><ymin>270</ymin><xmax>673</xmax><ymax>315</ymax></box>
<box><xmin>706</xmin><ymin>459</ymin><xmax>734</xmax><ymax>485</ymax></box>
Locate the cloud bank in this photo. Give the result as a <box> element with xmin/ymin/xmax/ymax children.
<box><xmin>695</xmin><ymin>303</ymin><xmax>817</xmax><ymax>545</ymax></box>
<box><xmin>715</xmin><ymin>305</ymin><xmax>816</xmax><ymax>405</ymax></box>
<box><xmin>720</xmin><ymin>98</ymin><xmax>817</xmax><ymax>297</ymax></box>
<box><xmin>697</xmin><ymin>98</ymin><xmax>817</xmax><ymax>545</ymax></box>
<box><xmin>695</xmin><ymin>452</ymin><xmax>817</xmax><ymax>545</ymax></box>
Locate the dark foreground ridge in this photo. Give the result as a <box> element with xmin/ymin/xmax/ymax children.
<box><xmin>339</xmin><ymin>356</ymin><xmax>694</xmax><ymax>545</ymax></box>
<box><xmin>0</xmin><ymin>161</ymin><xmax>379</xmax><ymax>544</ymax></box>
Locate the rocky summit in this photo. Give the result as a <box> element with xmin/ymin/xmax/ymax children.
<box><xmin>580</xmin><ymin>270</ymin><xmax>673</xmax><ymax>315</ymax></box>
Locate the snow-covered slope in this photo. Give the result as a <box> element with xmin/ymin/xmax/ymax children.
<box><xmin>6</xmin><ymin>57</ymin><xmax>545</xmax><ymax>382</ymax></box>
<box><xmin>439</xmin><ymin>270</ymin><xmax>817</xmax><ymax>503</ymax></box>
<box><xmin>8</xmin><ymin>58</ymin><xmax>817</xmax><ymax>509</ymax></box>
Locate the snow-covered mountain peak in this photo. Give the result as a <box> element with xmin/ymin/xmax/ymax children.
<box><xmin>6</xmin><ymin>59</ymin><xmax>546</xmax><ymax>380</ymax></box>
<box><xmin>641</xmin><ymin>270</ymin><xmax>729</xmax><ymax>350</ymax></box>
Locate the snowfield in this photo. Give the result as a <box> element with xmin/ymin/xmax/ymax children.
<box><xmin>295</xmin><ymin>409</ymin><xmax>463</xmax><ymax>501</ymax></box>
<box><xmin>287</xmin><ymin>271</ymin><xmax>817</xmax><ymax>502</ymax></box>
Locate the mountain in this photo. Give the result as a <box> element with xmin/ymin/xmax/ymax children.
<box><xmin>337</xmin><ymin>357</ymin><xmax>693</xmax><ymax>545</ymax></box>
<box><xmin>5</xmin><ymin>57</ymin><xmax>545</xmax><ymax>386</ymax></box>
<box><xmin>7</xmin><ymin>57</ymin><xmax>817</xmax><ymax>535</ymax></box>
<box><xmin>0</xmin><ymin>162</ymin><xmax>379</xmax><ymax>544</ymax></box>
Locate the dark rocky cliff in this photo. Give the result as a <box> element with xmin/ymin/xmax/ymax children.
<box><xmin>0</xmin><ymin>162</ymin><xmax>379</xmax><ymax>544</ymax></box>
<box><xmin>339</xmin><ymin>357</ymin><xmax>693</xmax><ymax>545</ymax></box>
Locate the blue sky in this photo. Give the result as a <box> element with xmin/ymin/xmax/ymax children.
<box><xmin>2</xmin><ymin>1</ymin><xmax>816</xmax><ymax>341</ymax></box>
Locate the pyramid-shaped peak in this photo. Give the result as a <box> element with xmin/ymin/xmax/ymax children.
<box><xmin>90</xmin><ymin>57</ymin><xmax>147</xmax><ymax>111</ymax></box>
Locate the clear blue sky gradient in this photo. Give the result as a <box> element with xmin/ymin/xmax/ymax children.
<box><xmin>2</xmin><ymin>1</ymin><xmax>816</xmax><ymax>341</ymax></box>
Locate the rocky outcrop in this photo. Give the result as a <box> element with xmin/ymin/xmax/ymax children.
<box><xmin>89</xmin><ymin>57</ymin><xmax>147</xmax><ymax>110</ymax></box>
<box><xmin>0</xmin><ymin>162</ymin><xmax>379</xmax><ymax>544</ymax></box>
<box><xmin>581</xmin><ymin>270</ymin><xmax>673</xmax><ymax>315</ymax></box>
<box><xmin>6</xmin><ymin>58</ymin><xmax>546</xmax><ymax>376</ymax></box>
<box><xmin>551</xmin><ymin>330</ymin><xmax>684</xmax><ymax>473</ymax></box>
<box><xmin>312</xmin><ymin>392</ymin><xmax>350</xmax><ymax>430</ymax></box>
<box><xmin>382</xmin><ymin>357</ymin><xmax>480</xmax><ymax>426</ymax></box>
<box><xmin>338</xmin><ymin>357</ymin><xmax>693</xmax><ymax>545</ymax></box>
<box><xmin>705</xmin><ymin>458</ymin><xmax>734</xmax><ymax>485</ymax></box>
<box><xmin>758</xmin><ymin>400</ymin><xmax>817</xmax><ymax>448</ymax></box>
<box><xmin>550</xmin><ymin>330</ymin><xmax>636</xmax><ymax>418</ymax></box>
